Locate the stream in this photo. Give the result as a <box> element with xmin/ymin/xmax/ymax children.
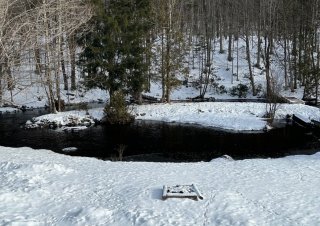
<box><xmin>0</xmin><ymin>108</ymin><xmax>319</xmax><ymax>162</ymax></box>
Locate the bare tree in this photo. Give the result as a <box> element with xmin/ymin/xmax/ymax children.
<box><xmin>30</xmin><ymin>0</ymin><xmax>92</xmax><ymax>112</ymax></box>
<box><xmin>154</xmin><ymin>0</ymin><xmax>188</xmax><ymax>103</ymax></box>
<box><xmin>0</xmin><ymin>0</ymin><xmax>33</xmax><ymax>105</ymax></box>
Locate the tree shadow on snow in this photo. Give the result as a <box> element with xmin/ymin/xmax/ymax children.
<box><xmin>151</xmin><ymin>188</ymin><xmax>163</xmax><ymax>200</ymax></box>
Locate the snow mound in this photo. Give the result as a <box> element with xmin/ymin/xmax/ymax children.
<box><xmin>25</xmin><ymin>108</ymin><xmax>104</xmax><ymax>129</ymax></box>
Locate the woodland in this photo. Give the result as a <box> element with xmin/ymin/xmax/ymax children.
<box><xmin>0</xmin><ymin>0</ymin><xmax>319</xmax><ymax>118</ymax></box>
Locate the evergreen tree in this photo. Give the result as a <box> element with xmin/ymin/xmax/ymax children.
<box><xmin>79</xmin><ymin>0</ymin><xmax>153</xmax><ymax>104</ymax></box>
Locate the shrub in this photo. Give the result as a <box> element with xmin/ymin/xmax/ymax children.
<box><xmin>229</xmin><ymin>84</ymin><xmax>249</xmax><ymax>98</ymax></box>
<box><xmin>218</xmin><ymin>85</ymin><xmax>227</xmax><ymax>94</ymax></box>
<box><xmin>104</xmin><ymin>91</ymin><xmax>134</xmax><ymax>124</ymax></box>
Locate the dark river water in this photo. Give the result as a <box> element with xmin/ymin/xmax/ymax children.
<box><xmin>0</xmin><ymin>108</ymin><xmax>319</xmax><ymax>162</ymax></box>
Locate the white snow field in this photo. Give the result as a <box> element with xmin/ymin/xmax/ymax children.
<box><xmin>0</xmin><ymin>146</ymin><xmax>320</xmax><ymax>226</ymax></box>
<box><xmin>133</xmin><ymin>102</ymin><xmax>320</xmax><ymax>131</ymax></box>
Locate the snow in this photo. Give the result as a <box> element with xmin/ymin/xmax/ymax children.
<box><xmin>1</xmin><ymin>35</ymin><xmax>317</xmax><ymax>131</ymax></box>
<box><xmin>2</xmin><ymin>81</ymin><xmax>108</xmax><ymax>109</ymax></box>
<box><xmin>24</xmin><ymin>102</ymin><xmax>320</xmax><ymax>131</ymax></box>
<box><xmin>132</xmin><ymin>102</ymin><xmax>320</xmax><ymax>131</ymax></box>
<box><xmin>0</xmin><ymin>35</ymin><xmax>306</xmax><ymax>111</ymax></box>
<box><xmin>1</xmin><ymin>28</ymin><xmax>319</xmax><ymax>226</ymax></box>
<box><xmin>0</xmin><ymin>107</ymin><xmax>19</xmax><ymax>113</ymax></box>
<box><xmin>25</xmin><ymin>108</ymin><xmax>104</xmax><ymax>129</ymax></box>
<box><xmin>0</xmin><ymin>146</ymin><xmax>320</xmax><ymax>225</ymax></box>
<box><xmin>133</xmin><ymin>102</ymin><xmax>267</xmax><ymax>131</ymax></box>
<box><xmin>143</xmin><ymin>36</ymin><xmax>297</xmax><ymax>101</ymax></box>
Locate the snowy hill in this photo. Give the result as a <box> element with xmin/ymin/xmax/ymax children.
<box><xmin>0</xmin><ymin>37</ymin><xmax>305</xmax><ymax>109</ymax></box>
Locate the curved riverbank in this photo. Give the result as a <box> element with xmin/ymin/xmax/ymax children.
<box><xmin>21</xmin><ymin>102</ymin><xmax>320</xmax><ymax>132</ymax></box>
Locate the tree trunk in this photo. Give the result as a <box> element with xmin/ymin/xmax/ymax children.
<box><xmin>218</xmin><ymin>10</ymin><xmax>224</xmax><ymax>54</ymax></box>
<box><xmin>265</xmin><ymin>37</ymin><xmax>272</xmax><ymax>98</ymax></box>
<box><xmin>200</xmin><ymin>0</ymin><xmax>211</xmax><ymax>98</ymax></box>
<box><xmin>245</xmin><ymin>34</ymin><xmax>256</xmax><ymax>96</ymax></box>
<box><xmin>34</xmin><ymin>48</ymin><xmax>42</xmax><ymax>75</ymax></box>
<box><xmin>284</xmin><ymin>38</ymin><xmax>288</xmax><ymax>89</ymax></box>
<box><xmin>165</xmin><ymin>0</ymin><xmax>173</xmax><ymax>103</ymax></box>
<box><xmin>53</xmin><ymin>0</ymin><xmax>63</xmax><ymax>112</ymax></box>
<box><xmin>236</xmin><ymin>36</ymin><xmax>239</xmax><ymax>81</ymax></box>
<box><xmin>54</xmin><ymin>65</ymin><xmax>61</xmax><ymax>111</ymax></box>
<box><xmin>61</xmin><ymin>38</ymin><xmax>68</xmax><ymax>91</ymax></box>
<box><xmin>316</xmin><ymin>33</ymin><xmax>320</xmax><ymax>104</ymax></box>
<box><xmin>165</xmin><ymin>27</ymin><xmax>171</xmax><ymax>103</ymax></box>
<box><xmin>161</xmin><ymin>32</ymin><xmax>166</xmax><ymax>102</ymax></box>
<box><xmin>291</xmin><ymin>34</ymin><xmax>297</xmax><ymax>91</ymax></box>
<box><xmin>5</xmin><ymin>65</ymin><xmax>14</xmax><ymax>103</ymax></box>
<box><xmin>6</xmin><ymin>64</ymin><xmax>14</xmax><ymax>91</ymax></box>
<box><xmin>43</xmin><ymin>0</ymin><xmax>56</xmax><ymax>113</ymax></box>
<box><xmin>227</xmin><ymin>33</ymin><xmax>233</xmax><ymax>61</ymax></box>
<box><xmin>146</xmin><ymin>34</ymin><xmax>152</xmax><ymax>92</ymax></box>
<box><xmin>134</xmin><ymin>91</ymin><xmax>142</xmax><ymax>104</ymax></box>
<box><xmin>219</xmin><ymin>28</ymin><xmax>224</xmax><ymax>53</ymax></box>
<box><xmin>0</xmin><ymin>65</ymin><xmax>2</xmax><ymax>105</ymax></box>
<box><xmin>69</xmin><ymin>34</ymin><xmax>77</xmax><ymax>90</ymax></box>
<box><xmin>298</xmin><ymin>26</ymin><xmax>303</xmax><ymax>88</ymax></box>
<box><xmin>256</xmin><ymin>30</ymin><xmax>261</xmax><ymax>68</ymax></box>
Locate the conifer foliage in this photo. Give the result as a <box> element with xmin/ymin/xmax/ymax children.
<box><xmin>79</xmin><ymin>0</ymin><xmax>153</xmax><ymax>123</ymax></box>
<box><xmin>79</xmin><ymin>0</ymin><xmax>153</xmax><ymax>101</ymax></box>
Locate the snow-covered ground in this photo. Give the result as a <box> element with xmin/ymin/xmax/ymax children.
<box><xmin>0</xmin><ymin>107</ymin><xmax>19</xmax><ymax>114</ymax></box>
<box><xmin>26</xmin><ymin>102</ymin><xmax>320</xmax><ymax>131</ymax></box>
<box><xmin>2</xmin><ymin>86</ymin><xmax>108</xmax><ymax>109</ymax></box>
<box><xmin>1</xmin><ymin>146</ymin><xmax>320</xmax><ymax>225</ymax></box>
<box><xmin>134</xmin><ymin>102</ymin><xmax>320</xmax><ymax>131</ymax></box>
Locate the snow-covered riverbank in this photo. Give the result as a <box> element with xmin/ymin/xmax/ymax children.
<box><xmin>25</xmin><ymin>102</ymin><xmax>320</xmax><ymax>131</ymax></box>
<box><xmin>1</xmin><ymin>146</ymin><xmax>320</xmax><ymax>225</ymax></box>
<box><xmin>0</xmin><ymin>107</ymin><xmax>20</xmax><ymax>114</ymax></box>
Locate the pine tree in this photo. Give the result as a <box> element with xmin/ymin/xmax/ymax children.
<box><xmin>79</xmin><ymin>0</ymin><xmax>153</xmax><ymax>103</ymax></box>
<box><xmin>79</xmin><ymin>0</ymin><xmax>153</xmax><ymax>123</ymax></box>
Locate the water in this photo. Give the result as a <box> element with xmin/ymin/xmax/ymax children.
<box><xmin>0</xmin><ymin>109</ymin><xmax>319</xmax><ymax>162</ymax></box>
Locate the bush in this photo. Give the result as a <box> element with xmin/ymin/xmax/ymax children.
<box><xmin>229</xmin><ymin>84</ymin><xmax>249</xmax><ymax>98</ymax></box>
<box><xmin>218</xmin><ymin>85</ymin><xmax>227</xmax><ymax>94</ymax></box>
<box><xmin>210</xmin><ymin>82</ymin><xmax>227</xmax><ymax>94</ymax></box>
<box><xmin>104</xmin><ymin>91</ymin><xmax>134</xmax><ymax>124</ymax></box>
